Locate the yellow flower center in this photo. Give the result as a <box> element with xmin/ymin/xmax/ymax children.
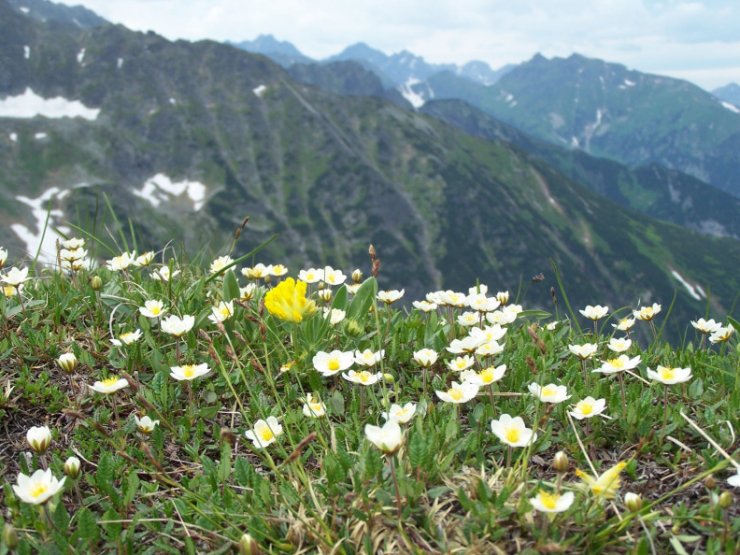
<box><xmin>121</xmin><ymin>333</ymin><xmax>135</xmax><ymax>342</ymax></box>
<box><xmin>660</xmin><ymin>367</ymin><xmax>675</xmax><ymax>380</ymax></box>
<box><xmin>608</xmin><ymin>358</ymin><xmax>625</xmax><ymax>369</ymax></box>
<box><xmin>357</xmin><ymin>371</ymin><xmax>371</xmax><ymax>383</ymax></box>
<box><xmin>328</xmin><ymin>358</ymin><xmax>340</xmax><ymax>372</ymax></box>
<box><xmin>30</xmin><ymin>484</ymin><xmax>48</xmax><ymax>498</ymax></box>
<box><xmin>219</xmin><ymin>307</ymin><xmax>231</xmax><ymax>318</ymax></box>
<box><xmin>309</xmin><ymin>402</ymin><xmax>323</xmax><ymax>412</ymax></box>
<box><xmin>455</xmin><ymin>360</ymin><xmax>467</xmax><ymax>369</ymax></box>
<box><xmin>101</xmin><ymin>377</ymin><xmax>119</xmax><ymax>387</ymax></box>
<box><xmin>579</xmin><ymin>402</ymin><xmax>594</xmax><ymax>415</ymax></box>
<box><xmin>542</xmin><ymin>386</ymin><xmax>557</xmax><ymax>397</ymax></box>
<box><xmin>480</xmin><ymin>368</ymin><xmax>494</xmax><ymax>383</ymax></box>
<box><xmin>539</xmin><ymin>491</ymin><xmax>559</xmax><ymax>510</ymax></box>
<box><xmin>505</xmin><ymin>428</ymin><xmax>521</xmax><ymax>444</ymax></box>
<box><xmin>183</xmin><ymin>366</ymin><xmax>196</xmax><ymax>378</ymax></box>
<box><xmin>260</xmin><ymin>428</ymin><xmax>274</xmax><ymax>442</ymax></box>
<box><xmin>151</xmin><ymin>307</ymin><xmax>161</xmax><ymax>315</ymax></box>
<box><xmin>449</xmin><ymin>388</ymin><xmax>463</xmax><ymax>401</ymax></box>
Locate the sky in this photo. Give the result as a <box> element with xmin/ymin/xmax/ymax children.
<box><xmin>58</xmin><ymin>0</ymin><xmax>740</xmax><ymax>90</ymax></box>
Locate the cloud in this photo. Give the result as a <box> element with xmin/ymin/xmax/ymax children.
<box><xmin>58</xmin><ymin>0</ymin><xmax>740</xmax><ymax>89</ymax></box>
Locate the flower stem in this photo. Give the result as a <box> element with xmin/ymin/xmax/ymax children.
<box><xmin>388</xmin><ymin>455</ymin><xmax>402</xmax><ymax>518</ymax></box>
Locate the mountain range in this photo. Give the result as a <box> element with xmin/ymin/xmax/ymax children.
<box><xmin>1</xmin><ymin>0</ymin><xmax>738</xmax><ymax>335</ymax></box>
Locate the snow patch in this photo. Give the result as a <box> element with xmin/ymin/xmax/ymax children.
<box><xmin>624</xmin><ymin>79</ymin><xmax>636</xmax><ymax>87</ymax></box>
<box><xmin>20</xmin><ymin>6</ymin><xmax>30</xmax><ymax>14</ymax></box>
<box><xmin>570</xmin><ymin>136</ymin><xmax>580</xmax><ymax>147</ymax></box>
<box><xmin>77</xmin><ymin>48</ymin><xmax>85</xmax><ymax>64</ymax></box>
<box><xmin>671</xmin><ymin>270</ymin><xmax>703</xmax><ymax>301</ymax></box>
<box><xmin>398</xmin><ymin>77</ymin><xmax>426</xmax><ymax>109</ymax></box>
<box><xmin>168</xmin><ymin>98</ymin><xmax>176</xmax><ymax>105</ymax></box>
<box><xmin>9</xmin><ymin>132</ymin><xmax>17</xmax><ymax>142</ymax></box>
<box><xmin>117</xmin><ymin>57</ymin><xmax>124</xmax><ymax>69</ymax></box>
<box><xmin>0</xmin><ymin>88</ymin><xmax>100</xmax><ymax>120</ymax></box>
<box><xmin>24</xmin><ymin>46</ymin><xmax>30</xmax><ymax>60</ymax></box>
<box><xmin>11</xmin><ymin>187</ymin><xmax>71</xmax><ymax>263</ymax></box>
<box><xmin>34</xmin><ymin>132</ymin><xmax>47</xmax><ymax>140</ymax></box>
<box><xmin>252</xmin><ymin>84</ymin><xmax>268</xmax><ymax>98</ymax></box>
<box><xmin>721</xmin><ymin>101</ymin><xmax>740</xmax><ymax>114</ymax></box>
<box><xmin>133</xmin><ymin>174</ymin><xmax>207</xmax><ymax>211</ymax></box>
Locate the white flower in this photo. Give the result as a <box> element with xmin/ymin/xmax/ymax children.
<box><xmin>323</xmin><ymin>308</ymin><xmax>346</xmax><ymax>325</ymax></box>
<box><xmin>475</xmin><ymin>340</ymin><xmax>505</xmax><ymax>357</ymax></box>
<box><xmin>382</xmin><ymin>402</ymin><xmax>417</xmax><ymax>424</ymax></box>
<box><xmin>241</xmin><ymin>263</ymin><xmax>272</xmax><ymax>279</ymax></box>
<box><xmin>435</xmin><ymin>381</ymin><xmax>479</xmax><ymax>404</ymax></box>
<box><xmin>496</xmin><ymin>291</ymin><xmax>510</xmax><ymax>305</ymax></box>
<box><xmin>439</xmin><ymin>290</ymin><xmax>468</xmax><ymax>307</ymax></box>
<box><xmin>1</xmin><ymin>266</ymin><xmax>29</xmax><ymax>287</ymax></box>
<box><xmin>467</xmin><ymin>294</ymin><xmax>500</xmax><ymax>313</ymax></box>
<box><xmin>709</xmin><ymin>326</ymin><xmax>735</xmax><ymax>344</ymax></box>
<box><xmin>447</xmin><ymin>355</ymin><xmax>475</xmax><ymax>372</ymax></box>
<box><xmin>111</xmin><ymin>329</ymin><xmax>142</xmax><ymax>347</ymax></box>
<box><xmin>245</xmin><ymin>417</ymin><xmax>283</xmax><ymax>448</ymax></box>
<box><xmin>317</xmin><ymin>289</ymin><xmax>333</xmax><ymax>302</ymax></box>
<box><xmin>646</xmin><ymin>366</ymin><xmax>692</xmax><ymax>385</ymax></box>
<box><xmin>269</xmin><ymin>264</ymin><xmax>288</xmax><ymax>277</ymax></box>
<box><xmin>377</xmin><ymin>289</ymin><xmax>404</xmax><ymax>304</ymax></box>
<box><xmin>546</xmin><ymin>321</ymin><xmax>560</xmax><ymax>331</ymax></box>
<box><xmin>12</xmin><ymin>469</ymin><xmax>66</xmax><ymax>505</ymax></box>
<box><xmin>457</xmin><ymin>311</ymin><xmax>480</xmax><ymax>326</ymax></box>
<box><xmin>323</xmin><ymin>268</ymin><xmax>347</xmax><ymax>286</ymax></box>
<box><xmin>447</xmin><ymin>336</ymin><xmax>482</xmax><ymax>354</ymax></box>
<box><xmin>594</xmin><ymin>355</ymin><xmax>642</xmax><ymax>374</ymax></box>
<box><xmin>298</xmin><ymin>268</ymin><xmax>324</xmax><ymax>284</ymax></box>
<box><xmin>580</xmin><ymin>305</ymin><xmax>609</xmax><ymax>320</ymax></box>
<box><xmin>170</xmin><ymin>363</ymin><xmax>211</xmax><ymax>381</ymax></box>
<box><xmin>150</xmin><ymin>266</ymin><xmax>179</xmax><ymax>282</ymax></box>
<box><xmin>490</xmin><ymin>414</ymin><xmax>537</xmax><ymax>447</ymax></box>
<box><xmin>106</xmin><ymin>252</ymin><xmax>134</xmax><ymax>271</ymax></box>
<box><xmin>59</xmin><ymin>247</ymin><xmax>87</xmax><ymax>263</ymax></box>
<box><xmin>530</xmin><ymin>490</ymin><xmax>574</xmax><ymax>513</ymax></box>
<box><xmin>0</xmin><ymin>247</ymin><xmax>8</xmax><ymax>268</ymax></box>
<box><xmin>612</xmin><ymin>317</ymin><xmax>636</xmax><ymax>331</ymax></box>
<box><xmin>139</xmin><ymin>300</ymin><xmax>166</xmax><ymax>319</ymax></box>
<box><xmin>240</xmin><ymin>283</ymin><xmax>258</xmax><ymax>301</ymax></box>
<box><xmin>691</xmin><ymin>318</ymin><xmax>721</xmax><ymax>334</ymax></box>
<box><xmin>365</xmin><ymin>421</ymin><xmax>403</xmax><ymax>454</ymax></box>
<box><xmin>569</xmin><ymin>343</ymin><xmax>598</xmax><ymax>360</ymax></box>
<box><xmin>56</xmin><ymin>352</ymin><xmax>78</xmax><ymax>373</ymax></box>
<box><xmin>461</xmin><ymin>364</ymin><xmax>506</xmax><ymax>386</ymax></box>
<box><xmin>413</xmin><ymin>300</ymin><xmax>438</xmax><ymax>312</ymax></box>
<box><xmin>469</xmin><ymin>324</ymin><xmax>507</xmax><ymax>344</ymax></box>
<box><xmin>413</xmin><ymin>348</ymin><xmax>438</xmax><ymax>367</ymax></box>
<box><xmin>727</xmin><ymin>468</ymin><xmax>740</xmax><ymax>488</ymax></box>
<box><xmin>607</xmin><ymin>337</ymin><xmax>632</xmax><ymax>353</ymax></box>
<box><xmin>486</xmin><ymin>309</ymin><xmax>517</xmax><ymax>325</ymax></box>
<box><xmin>161</xmin><ymin>315</ymin><xmax>195</xmax><ymax>337</ymax></box>
<box><xmin>208</xmin><ymin>301</ymin><xmax>235</xmax><ymax>324</ymax></box>
<box><xmin>134</xmin><ymin>251</ymin><xmax>155</xmax><ymax>267</ymax></box>
<box><xmin>354</xmin><ymin>348</ymin><xmax>384</xmax><ymax>367</ymax></box>
<box><xmin>468</xmin><ymin>284</ymin><xmax>488</xmax><ymax>296</ymax></box>
<box><xmin>633</xmin><ymin>303</ymin><xmax>661</xmax><ymax>321</ymax></box>
<box><xmin>134</xmin><ymin>415</ymin><xmax>159</xmax><ymax>433</ymax></box>
<box><xmin>569</xmin><ymin>397</ymin><xmax>607</xmax><ymax>420</ymax></box>
<box><xmin>302</xmin><ymin>394</ymin><xmax>327</xmax><ymax>418</ymax></box>
<box><xmin>529</xmin><ymin>383</ymin><xmax>570</xmax><ymax>404</ymax></box>
<box><xmin>312</xmin><ymin>350</ymin><xmax>354</xmax><ymax>376</ymax></box>
<box><xmin>210</xmin><ymin>255</ymin><xmax>234</xmax><ymax>274</ymax></box>
<box><xmin>61</xmin><ymin>238</ymin><xmax>85</xmax><ymax>250</ymax></box>
<box><xmin>89</xmin><ymin>377</ymin><xmax>129</xmax><ymax>394</ymax></box>
<box><xmin>26</xmin><ymin>425</ymin><xmax>52</xmax><ymax>453</ymax></box>
<box><xmin>342</xmin><ymin>369</ymin><xmax>382</xmax><ymax>386</ymax></box>
<box><xmin>63</xmin><ymin>456</ymin><xmax>81</xmax><ymax>478</ymax></box>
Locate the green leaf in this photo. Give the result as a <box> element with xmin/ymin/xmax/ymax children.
<box><xmin>347</xmin><ymin>277</ymin><xmax>377</xmax><ymax>322</ymax></box>
<box><xmin>222</xmin><ymin>270</ymin><xmax>240</xmax><ymax>302</ymax></box>
<box><xmin>427</xmin><ymin>486</ymin><xmax>451</xmax><ymax>499</ymax></box>
<box><xmin>76</xmin><ymin>507</ymin><xmax>99</xmax><ymax>542</ymax></box>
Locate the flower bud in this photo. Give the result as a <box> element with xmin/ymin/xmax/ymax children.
<box><xmin>90</xmin><ymin>276</ymin><xmax>103</xmax><ymax>291</ymax></box>
<box><xmin>238</xmin><ymin>533</ymin><xmax>261</xmax><ymax>555</ymax></box>
<box><xmin>704</xmin><ymin>474</ymin><xmax>717</xmax><ymax>489</ymax></box>
<box><xmin>352</xmin><ymin>269</ymin><xmax>363</xmax><ymax>283</ymax></box>
<box><xmin>26</xmin><ymin>425</ymin><xmax>52</xmax><ymax>454</ymax></box>
<box><xmin>719</xmin><ymin>491</ymin><xmax>733</xmax><ymax>509</ymax></box>
<box><xmin>383</xmin><ymin>373</ymin><xmax>395</xmax><ymax>384</ymax></box>
<box><xmin>624</xmin><ymin>492</ymin><xmax>643</xmax><ymax>512</ymax></box>
<box><xmin>552</xmin><ymin>451</ymin><xmax>569</xmax><ymax>473</ymax></box>
<box><xmin>318</xmin><ymin>289</ymin><xmax>332</xmax><ymax>302</ymax></box>
<box><xmin>64</xmin><ymin>456</ymin><xmax>81</xmax><ymax>479</ymax></box>
<box><xmin>2</xmin><ymin>523</ymin><xmax>18</xmax><ymax>550</ymax></box>
<box><xmin>57</xmin><ymin>352</ymin><xmax>78</xmax><ymax>374</ymax></box>
<box><xmin>346</xmin><ymin>319</ymin><xmax>363</xmax><ymax>336</ymax></box>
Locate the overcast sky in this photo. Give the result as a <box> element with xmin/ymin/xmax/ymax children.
<box><xmin>59</xmin><ymin>0</ymin><xmax>740</xmax><ymax>90</ymax></box>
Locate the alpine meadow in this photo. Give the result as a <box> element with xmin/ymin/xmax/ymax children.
<box><xmin>0</xmin><ymin>0</ymin><xmax>739</xmax><ymax>553</ymax></box>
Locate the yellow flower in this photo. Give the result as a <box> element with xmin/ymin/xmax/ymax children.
<box><xmin>264</xmin><ymin>278</ymin><xmax>316</xmax><ymax>322</ymax></box>
<box><xmin>576</xmin><ymin>461</ymin><xmax>627</xmax><ymax>499</ymax></box>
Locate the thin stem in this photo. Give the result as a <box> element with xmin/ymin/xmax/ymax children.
<box><xmin>388</xmin><ymin>455</ymin><xmax>402</xmax><ymax>518</ymax></box>
<box><xmin>618</xmin><ymin>372</ymin><xmax>627</xmax><ymax>418</ymax></box>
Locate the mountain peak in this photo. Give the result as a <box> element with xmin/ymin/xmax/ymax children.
<box><xmin>6</xmin><ymin>0</ymin><xmax>108</xmax><ymax>27</ymax></box>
